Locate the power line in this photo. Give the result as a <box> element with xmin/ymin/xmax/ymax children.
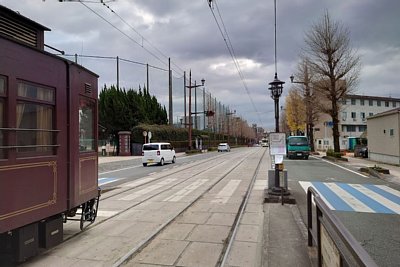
<box><xmin>208</xmin><ymin>0</ymin><xmax>262</xmax><ymax>126</ymax></box>
<box><xmin>99</xmin><ymin>1</ymin><xmax>186</xmax><ymax>76</ymax></box>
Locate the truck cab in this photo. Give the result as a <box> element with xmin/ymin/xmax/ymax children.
<box><xmin>286</xmin><ymin>136</ymin><xmax>311</xmax><ymax>159</ymax></box>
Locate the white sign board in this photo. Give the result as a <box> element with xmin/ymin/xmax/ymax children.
<box><xmin>269</xmin><ymin>132</ymin><xmax>286</xmax><ymax>155</ymax></box>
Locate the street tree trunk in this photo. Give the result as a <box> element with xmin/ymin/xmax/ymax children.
<box><xmin>302</xmin><ymin>11</ymin><xmax>361</xmax><ymax>153</ymax></box>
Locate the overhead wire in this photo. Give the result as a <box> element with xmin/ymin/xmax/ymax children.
<box><xmin>79</xmin><ymin>1</ymin><xmax>181</xmax><ymax>75</ymax></box>
<box><xmin>99</xmin><ymin>1</ymin><xmax>186</xmax><ymax>76</ymax></box>
<box><xmin>208</xmin><ymin>0</ymin><xmax>262</xmax><ymax>125</ymax></box>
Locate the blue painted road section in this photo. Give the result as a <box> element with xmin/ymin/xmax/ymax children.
<box><xmin>300</xmin><ymin>181</ymin><xmax>400</xmax><ymax>214</ymax></box>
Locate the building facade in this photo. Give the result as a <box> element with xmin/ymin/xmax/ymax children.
<box><xmin>313</xmin><ymin>94</ymin><xmax>400</xmax><ymax>151</ymax></box>
<box><xmin>367</xmin><ymin>108</ymin><xmax>400</xmax><ymax>164</ymax></box>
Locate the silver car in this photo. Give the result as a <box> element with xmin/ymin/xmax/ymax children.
<box><xmin>218</xmin><ymin>143</ymin><xmax>230</xmax><ymax>152</ymax></box>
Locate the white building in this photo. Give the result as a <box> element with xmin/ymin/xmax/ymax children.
<box><xmin>313</xmin><ymin>94</ymin><xmax>400</xmax><ymax>151</ymax></box>
<box><xmin>367</xmin><ymin>108</ymin><xmax>400</xmax><ymax>164</ymax></box>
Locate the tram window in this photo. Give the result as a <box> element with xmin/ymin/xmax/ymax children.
<box><xmin>0</xmin><ymin>76</ymin><xmax>6</xmax><ymax>159</ymax></box>
<box><xmin>16</xmin><ymin>82</ymin><xmax>55</xmax><ymax>154</ymax></box>
<box><xmin>79</xmin><ymin>97</ymin><xmax>95</xmax><ymax>152</ymax></box>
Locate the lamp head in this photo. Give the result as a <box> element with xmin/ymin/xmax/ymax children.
<box><xmin>201</xmin><ymin>78</ymin><xmax>205</xmax><ymax>86</ymax></box>
<box><xmin>290</xmin><ymin>75</ymin><xmax>294</xmax><ymax>83</ymax></box>
<box><xmin>268</xmin><ymin>73</ymin><xmax>285</xmax><ymax>99</ymax></box>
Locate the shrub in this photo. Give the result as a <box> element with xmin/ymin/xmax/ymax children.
<box><xmin>327</xmin><ymin>149</ymin><xmax>342</xmax><ymax>158</ymax></box>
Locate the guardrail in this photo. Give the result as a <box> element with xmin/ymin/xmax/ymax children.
<box><xmin>307</xmin><ymin>187</ymin><xmax>378</xmax><ymax>267</ymax></box>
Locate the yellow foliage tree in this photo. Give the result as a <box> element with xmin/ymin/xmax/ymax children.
<box><xmin>285</xmin><ymin>88</ymin><xmax>306</xmax><ymax>134</ymax></box>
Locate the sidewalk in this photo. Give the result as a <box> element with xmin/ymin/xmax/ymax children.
<box><xmin>314</xmin><ymin>152</ymin><xmax>400</xmax><ymax>186</ymax></box>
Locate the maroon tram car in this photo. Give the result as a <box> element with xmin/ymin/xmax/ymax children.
<box><xmin>0</xmin><ymin>5</ymin><xmax>100</xmax><ymax>262</ymax></box>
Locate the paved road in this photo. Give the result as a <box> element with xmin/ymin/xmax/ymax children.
<box><xmin>285</xmin><ymin>155</ymin><xmax>400</xmax><ymax>267</ymax></box>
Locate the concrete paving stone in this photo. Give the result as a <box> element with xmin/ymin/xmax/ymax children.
<box><xmin>98</xmin><ymin>199</ymin><xmax>137</xmax><ymax>210</ymax></box>
<box><xmin>241</xmin><ymin>211</ymin><xmax>264</xmax><ymax>225</ymax></box>
<box><xmin>245</xmin><ymin>203</ymin><xmax>263</xmax><ymax>213</ymax></box>
<box><xmin>175</xmin><ymin>211</ymin><xmax>212</xmax><ymax>224</ymax></box>
<box><xmin>50</xmin><ymin>233</ymin><xmax>108</xmax><ymax>258</ymax></box>
<box><xmin>19</xmin><ymin>255</ymin><xmax>80</xmax><ymax>267</ymax></box>
<box><xmin>188</xmin><ymin>201</ymin><xmax>213</xmax><ymax>212</ymax></box>
<box><xmin>267</xmin><ymin>244</ymin><xmax>311</xmax><ymax>267</ymax></box>
<box><xmin>92</xmin><ymin>220</ymin><xmax>160</xmax><ymax>238</ymax></box>
<box><xmin>235</xmin><ymin>224</ymin><xmax>261</xmax><ymax>243</ymax></box>
<box><xmin>114</xmin><ymin>208</ymin><xmax>148</xmax><ymax>220</ymax></box>
<box><xmin>135</xmin><ymin>209</ymin><xmax>178</xmax><ymax>223</ymax></box>
<box><xmin>206</xmin><ymin>212</ymin><xmax>236</xmax><ymax>226</ymax></box>
<box><xmin>176</xmin><ymin>242</ymin><xmax>223</xmax><ymax>267</ymax></box>
<box><xmin>161</xmin><ymin>201</ymin><xmax>189</xmax><ymax>211</ymax></box>
<box><xmin>157</xmin><ymin>223</ymin><xmax>196</xmax><ymax>240</ymax></box>
<box><xmin>132</xmin><ymin>239</ymin><xmax>189</xmax><ymax>266</ymax></box>
<box><xmin>125</xmin><ymin>263</ymin><xmax>169</xmax><ymax>267</ymax></box>
<box><xmin>70</xmin><ymin>258</ymin><xmax>109</xmax><ymax>267</ymax></box>
<box><xmin>187</xmin><ymin>225</ymin><xmax>231</xmax><ymax>244</ymax></box>
<box><xmin>209</xmin><ymin>203</ymin><xmax>240</xmax><ymax>213</ymax></box>
<box><xmin>226</xmin><ymin>240</ymin><xmax>259</xmax><ymax>267</ymax></box>
<box><xmin>131</xmin><ymin>200</ymin><xmax>167</xmax><ymax>211</ymax></box>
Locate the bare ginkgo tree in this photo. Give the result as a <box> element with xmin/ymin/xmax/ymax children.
<box><xmin>302</xmin><ymin>11</ymin><xmax>361</xmax><ymax>152</ymax></box>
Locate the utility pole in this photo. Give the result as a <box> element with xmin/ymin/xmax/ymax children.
<box><xmin>168</xmin><ymin>58</ymin><xmax>173</xmax><ymax>125</ymax></box>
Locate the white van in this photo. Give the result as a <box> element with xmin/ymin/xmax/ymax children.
<box><xmin>142</xmin><ymin>142</ymin><xmax>176</xmax><ymax>167</ymax></box>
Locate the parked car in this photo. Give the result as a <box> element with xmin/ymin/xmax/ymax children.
<box><xmin>142</xmin><ymin>142</ymin><xmax>176</xmax><ymax>166</ymax></box>
<box><xmin>359</xmin><ymin>147</ymin><xmax>368</xmax><ymax>158</ymax></box>
<box><xmin>218</xmin><ymin>143</ymin><xmax>231</xmax><ymax>152</ymax></box>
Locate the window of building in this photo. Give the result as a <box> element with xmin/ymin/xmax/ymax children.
<box><xmin>369</xmin><ymin>99</ymin><xmax>373</xmax><ymax>106</ymax></box>
<box><xmin>360</xmin><ymin>99</ymin><xmax>364</xmax><ymax>106</ymax></box>
<box><xmin>323</xmin><ymin>140</ymin><xmax>329</xmax><ymax>145</ymax></box>
<box><xmin>377</xmin><ymin>100</ymin><xmax>381</xmax><ymax>106</ymax></box>
<box><xmin>16</xmin><ymin>82</ymin><xmax>55</xmax><ymax>154</ymax></box>
<box><xmin>369</xmin><ymin>112</ymin><xmax>373</xmax><ymax>117</ymax></box>
<box><xmin>360</xmin><ymin>112</ymin><xmax>366</xmax><ymax>120</ymax></box>
<box><xmin>390</xmin><ymin>129</ymin><xmax>394</xmax><ymax>136</ymax></box>
<box><xmin>79</xmin><ymin>97</ymin><xmax>96</xmax><ymax>152</ymax></box>
<box><xmin>351</xmin><ymin>98</ymin><xmax>356</xmax><ymax>105</ymax></box>
<box><xmin>359</xmin><ymin>125</ymin><xmax>367</xmax><ymax>132</ymax></box>
<box><xmin>393</xmin><ymin>102</ymin><xmax>397</xmax><ymax>108</ymax></box>
<box><xmin>347</xmin><ymin>125</ymin><xmax>356</xmax><ymax>132</ymax></box>
<box><xmin>351</xmin><ymin>112</ymin><xmax>356</xmax><ymax>119</ymax></box>
<box><xmin>342</xmin><ymin>111</ymin><xmax>347</xmax><ymax>120</ymax></box>
<box><xmin>341</xmin><ymin>99</ymin><xmax>347</xmax><ymax>105</ymax></box>
<box><xmin>385</xmin><ymin>101</ymin><xmax>389</xmax><ymax>107</ymax></box>
<box><xmin>0</xmin><ymin>76</ymin><xmax>5</xmax><ymax>159</ymax></box>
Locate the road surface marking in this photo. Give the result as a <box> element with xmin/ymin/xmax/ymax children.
<box><xmin>163</xmin><ymin>179</ymin><xmax>209</xmax><ymax>202</ymax></box>
<box><xmin>119</xmin><ymin>178</ymin><xmax>177</xmax><ymax>201</ymax></box>
<box><xmin>299</xmin><ymin>181</ymin><xmax>400</xmax><ymax>214</ymax></box>
<box><xmin>211</xmin><ymin>180</ymin><xmax>241</xmax><ymax>204</ymax></box>
<box><xmin>98</xmin><ymin>177</ymin><xmax>120</xmax><ymax>186</ymax></box>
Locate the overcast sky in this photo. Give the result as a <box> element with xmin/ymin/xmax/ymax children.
<box><xmin>1</xmin><ymin>0</ymin><xmax>399</xmax><ymax>130</ymax></box>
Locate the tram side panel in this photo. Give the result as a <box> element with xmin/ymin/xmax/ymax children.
<box><xmin>67</xmin><ymin>64</ymin><xmax>99</xmax><ymax>210</ymax></box>
<box><xmin>0</xmin><ymin>37</ymin><xmax>68</xmax><ymax>234</ymax></box>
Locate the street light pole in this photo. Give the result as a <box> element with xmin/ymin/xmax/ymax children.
<box><xmin>269</xmin><ymin>73</ymin><xmax>285</xmax><ymax>193</ymax></box>
<box><xmin>186</xmin><ymin>71</ymin><xmax>205</xmax><ymax>150</ymax></box>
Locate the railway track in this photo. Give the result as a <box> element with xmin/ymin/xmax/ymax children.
<box><xmin>22</xmin><ymin>147</ymin><xmax>269</xmax><ymax>266</ymax></box>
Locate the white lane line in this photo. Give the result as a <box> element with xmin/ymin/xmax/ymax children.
<box><xmin>164</xmin><ymin>179</ymin><xmax>209</xmax><ymax>202</ymax></box>
<box><xmin>299</xmin><ymin>181</ymin><xmax>335</xmax><ymax>210</ymax></box>
<box><xmin>325</xmin><ymin>183</ymin><xmax>374</xmax><ymax>213</ymax></box>
<box><xmin>99</xmin><ymin>165</ymin><xmax>141</xmax><ymax>175</ymax></box>
<box><xmin>313</xmin><ymin>156</ymin><xmax>368</xmax><ymax>178</ymax></box>
<box><xmin>351</xmin><ymin>184</ymin><xmax>400</xmax><ymax>214</ymax></box>
<box><xmin>211</xmin><ymin>180</ymin><xmax>241</xmax><ymax>204</ymax></box>
<box><xmin>119</xmin><ymin>178</ymin><xmax>177</xmax><ymax>201</ymax></box>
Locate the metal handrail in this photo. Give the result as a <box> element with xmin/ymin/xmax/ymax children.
<box><xmin>307</xmin><ymin>187</ymin><xmax>378</xmax><ymax>267</ymax></box>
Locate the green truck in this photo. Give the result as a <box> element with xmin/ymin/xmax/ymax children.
<box><xmin>286</xmin><ymin>136</ymin><xmax>311</xmax><ymax>159</ymax></box>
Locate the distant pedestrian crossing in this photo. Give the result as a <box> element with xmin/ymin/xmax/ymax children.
<box><xmin>299</xmin><ymin>181</ymin><xmax>400</xmax><ymax>214</ymax></box>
